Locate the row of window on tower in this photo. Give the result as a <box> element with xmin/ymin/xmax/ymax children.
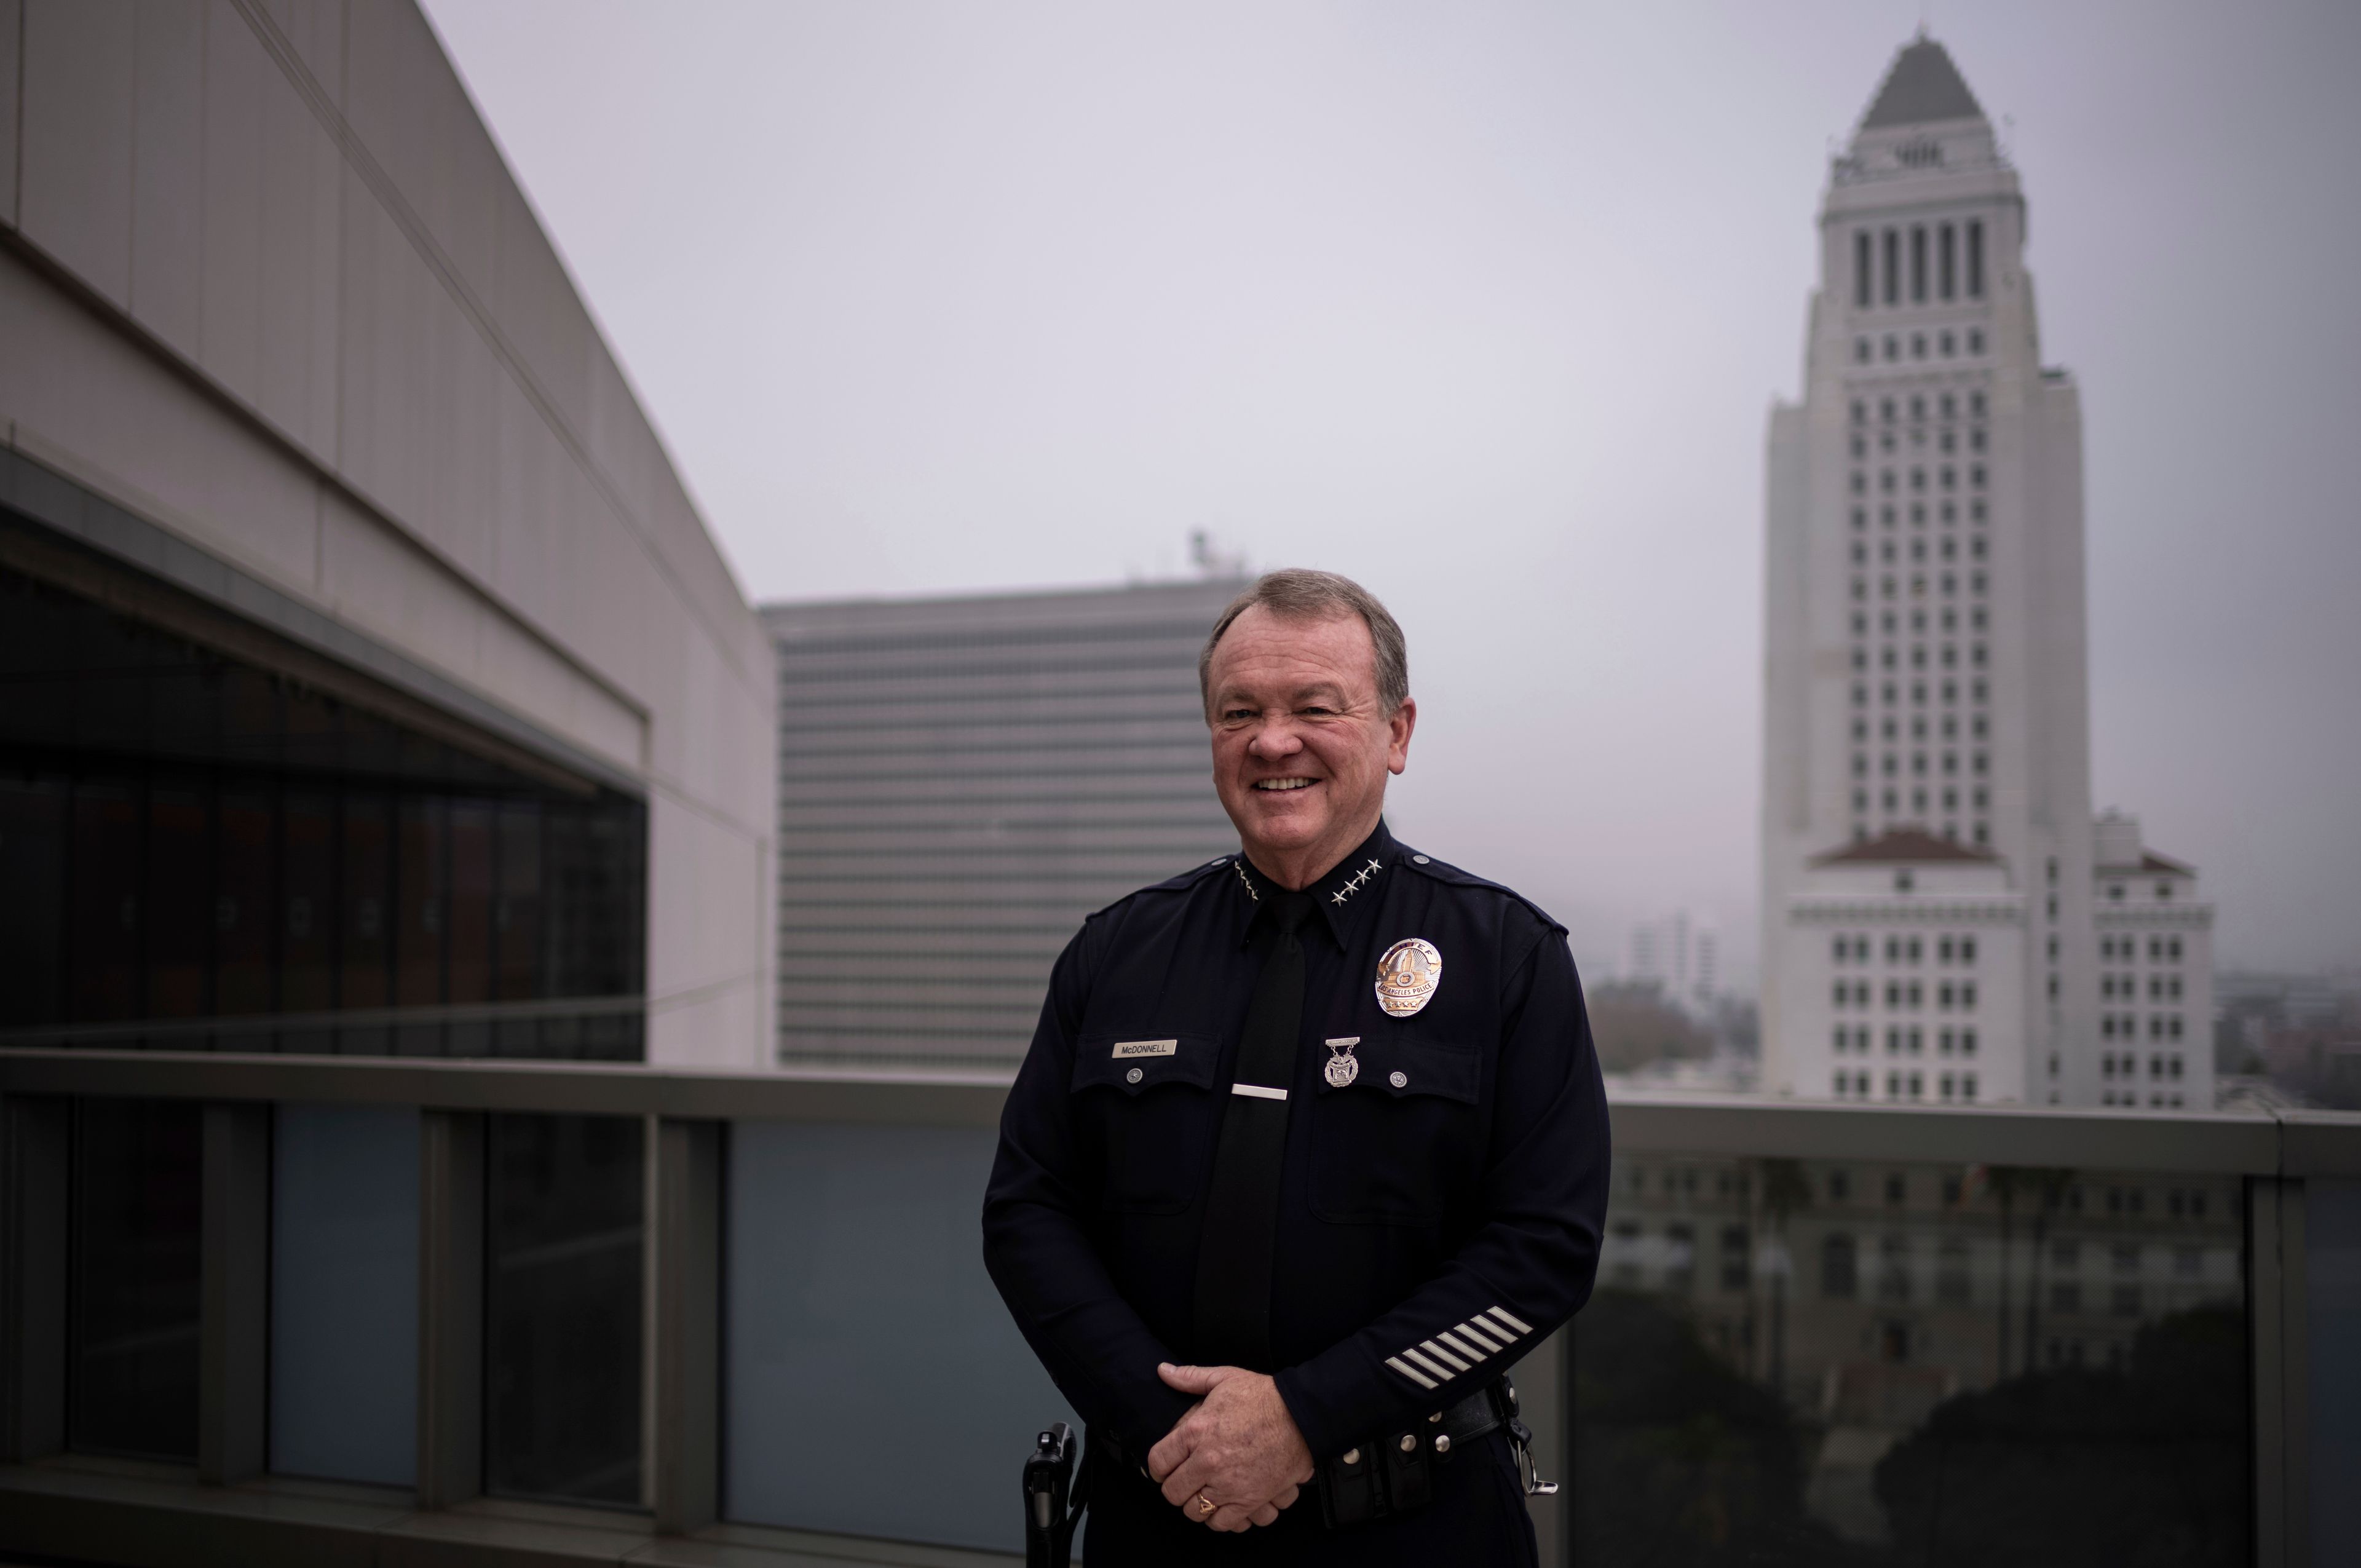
<box><xmin>1854</xmin><ymin>390</ymin><xmax>1987</xmax><ymax>426</ymax></box>
<box><xmin>1831</xmin><ymin>1024</ymin><xmax>1980</xmax><ymax>1057</ymax></box>
<box><xmin>2102</xmin><ymin>972</ymin><xmax>2185</xmax><ymax>1002</ymax></box>
<box><xmin>2102</xmin><ymin>1013</ymin><xmax>2186</xmax><ymax>1041</ymax></box>
<box><xmin>1830</xmin><ymin>978</ymin><xmax>1980</xmax><ymax>1011</ymax></box>
<box><xmin>1854</xmin><ymin>220</ymin><xmax>1985</xmax><ymax>309</ymax></box>
<box><xmin>2102</xmin><ymin>935</ymin><xmax>2186</xmax><ymax>964</ymax></box>
<box><xmin>1856</xmin><ymin>499</ymin><xmax>1987</xmax><ymax>535</ymax></box>
<box><xmin>1833</xmin><ymin>1069</ymin><xmax>1977</xmax><ymax>1103</ymax></box>
<box><xmin>1830</xmin><ymin>933</ymin><xmax>1980</xmax><ymax>965</ymax></box>
<box><xmin>1856</xmin><ymin>328</ymin><xmax>1983</xmax><ymax>365</ymax></box>
<box><xmin>1852</xmin><ymin>462</ymin><xmax>1986</xmax><ymax>498</ymax></box>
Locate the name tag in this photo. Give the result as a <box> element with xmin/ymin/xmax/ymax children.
<box><xmin>1112</xmin><ymin>1039</ymin><xmax>1179</xmax><ymax>1059</ymax></box>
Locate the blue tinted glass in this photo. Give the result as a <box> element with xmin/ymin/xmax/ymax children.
<box><xmin>726</xmin><ymin>1122</ymin><xmax>1077</xmax><ymax>1551</ymax></box>
<box><xmin>269</xmin><ymin>1104</ymin><xmax>420</xmax><ymax>1484</ymax></box>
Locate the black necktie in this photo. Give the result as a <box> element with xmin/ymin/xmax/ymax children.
<box><xmin>1190</xmin><ymin>889</ymin><xmax>1313</xmax><ymax>1371</ymax></box>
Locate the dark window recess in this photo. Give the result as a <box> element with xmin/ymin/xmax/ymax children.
<box><xmin>1883</xmin><ymin>228</ymin><xmax>1900</xmax><ymax>305</ymax></box>
<box><xmin>1855</xmin><ymin>231</ymin><xmax>1873</xmax><ymax>308</ymax></box>
<box><xmin>485</xmin><ymin>1113</ymin><xmax>646</xmax><ymax>1507</ymax></box>
<box><xmin>70</xmin><ymin>1097</ymin><xmax>204</xmax><ymax>1460</ymax></box>
<box><xmin>1939</xmin><ymin>222</ymin><xmax>1956</xmax><ymax>299</ymax></box>
<box><xmin>0</xmin><ymin>555</ymin><xmax>644</xmax><ymax>1059</ymax></box>
<box><xmin>1967</xmin><ymin>218</ymin><xmax>1986</xmax><ymax>298</ymax></box>
<box><xmin>1910</xmin><ymin>225</ymin><xmax>1928</xmax><ymax>303</ymax></box>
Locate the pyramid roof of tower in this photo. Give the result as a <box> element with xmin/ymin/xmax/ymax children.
<box><xmin>1861</xmin><ymin>38</ymin><xmax>1985</xmax><ymax>130</ymax></box>
<box><xmin>1811</xmin><ymin>828</ymin><xmax>1997</xmax><ymax>866</ymax></box>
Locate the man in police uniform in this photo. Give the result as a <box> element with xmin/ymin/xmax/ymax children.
<box><xmin>984</xmin><ymin>570</ymin><xmax>1608</xmax><ymax>1563</ymax></box>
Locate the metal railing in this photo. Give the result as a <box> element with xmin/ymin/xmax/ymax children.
<box><xmin>2</xmin><ymin>1048</ymin><xmax>2354</xmax><ymax>1567</ymax></box>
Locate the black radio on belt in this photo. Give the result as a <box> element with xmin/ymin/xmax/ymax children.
<box><xmin>1317</xmin><ymin>1377</ymin><xmax>1556</xmax><ymax>1529</ymax></box>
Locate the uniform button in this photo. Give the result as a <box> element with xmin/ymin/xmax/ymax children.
<box><xmin>1390</xmin><ymin>1071</ymin><xmax>1409</xmax><ymax>1089</ymax></box>
<box><xmin>1125</xmin><ymin>1067</ymin><xmax>1144</xmax><ymax>1085</ymax></box>
<box><xmin>1434</xmin><ymin>1433</ymin><xmax>1452</xmax><ymax>1454</ymax></box>
<box><xmin>1398</xmin><ymin>1434</ymin><xmax>1417</xmax><ymax>1454</ymax></box>
<box><xmin>1340</xmin><ymin>1448</ymin><xmax>1360</xmax><ymax>1466</ymax></box>
<box><xmin>1412</xmin><ymin>855</ymin><xmax>1430</xmax><ymax>864</ymax></box>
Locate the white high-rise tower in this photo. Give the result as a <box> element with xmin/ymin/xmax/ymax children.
<box><xmin>1758</xmin><ymin>38</ymin><xmax>2213</xmax><ymax>1111</ymax></box>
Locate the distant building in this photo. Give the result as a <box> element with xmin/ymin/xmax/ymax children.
<box><xmin>2090</xmin><ymin>813</ymin><xmax>2213</xmax><ymax>1109</ymax></box>
<box><xmin>0</xmin><ymin>1</ymin><xmax>773</xmax><ymax>1066</ymax></box>
<box><xmin>1757</xmin><ymin>38</ymin><xmax>2210</xmax><ymax>1108</ymax></box>
<box><xmin>763</xmin><ymin>578</ymin><xmax>1246</xmax><ymax>1068</ymax></box>
<box><xmin>1627</xmin><ymin>912</ymin><xmax>1718</xmax><ymax>1016</ymax></box>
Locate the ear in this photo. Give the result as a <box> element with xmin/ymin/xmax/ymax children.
<box><xmin>1385</xmin><ymin>697</ymin><xmax>1417</xmax><ymax>775</ymax></box>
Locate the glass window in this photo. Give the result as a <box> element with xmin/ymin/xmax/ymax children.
<box><xmin>1855</xmin><ymin>232</ymin><xmax>1873</xmax><ymax>309</ymax></box>
<box><xmin>0</xmin><ymin>563</ymin><xmax>646</xmax><ymax>1059</ymax></box>
<box><xmin>485</xmin><ymin>1114</ymin><xmax>645</xmax><ymax>1506</ymax></box>
<box><xmin>71</xmin><ymin>1098</ymin><xmax>204</xmax><ymax>1460</ymax></box>
<box><xmin>1966</xmin><ymin>218</ymin><xmax>1985</xmax><ymax>297</ymax></box>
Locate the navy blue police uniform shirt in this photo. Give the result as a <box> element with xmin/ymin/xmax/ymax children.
<box><xmin>981</xmin><ymin>822</ymin><xmax>1610</xmax><ymax>1463</ymax></box>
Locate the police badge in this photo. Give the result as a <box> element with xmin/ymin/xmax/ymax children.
<box><xmin>1324</xmin><ymin>1037</ymin><xmax>1361</xmax><ymax>1088</ymax></box>
<box><xmin>1374</xmin><ymin>938</ymin><xmax>1442</xmax><ymax>1018</ymax></box>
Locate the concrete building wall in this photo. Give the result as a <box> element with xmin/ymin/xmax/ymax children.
<box><xmin>0</xmin><ymin>0</ymin><xmax>773</xmax><ymax>1066</ymax></box>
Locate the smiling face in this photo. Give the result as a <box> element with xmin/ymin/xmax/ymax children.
<box><xmin>1204</xmin><ymin>604</ymin><xmax>1415</xmax><ymax>889</ymax></box>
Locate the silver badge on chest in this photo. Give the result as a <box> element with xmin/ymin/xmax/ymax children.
<box><xmin>1375</xmin><ymin>938</ymin><xmax>1443</xmax><ymax>1018</ymax></box>
<box><xmin>1324</xmin><ymin>1037</ymin><xmax>1361</xmax><ymax>1088</ymax></box>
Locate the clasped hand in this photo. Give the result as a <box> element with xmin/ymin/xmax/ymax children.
<box><xmin>1145</xmin><ymin>1362</ymin><xmax>1315</xmax><ymax>1532</ymax></box>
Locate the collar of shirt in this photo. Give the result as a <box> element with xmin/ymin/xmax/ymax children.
<box><xmin>1230</xmin><ymin>820</ymin><xmax>1399</xmax><ymax>952</ymax></box>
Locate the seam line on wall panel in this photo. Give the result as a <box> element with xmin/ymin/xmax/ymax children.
<box><xmin>226</xmin><ymin>0</ymin><xmax>762</xmax><ymax>699</ymax></box>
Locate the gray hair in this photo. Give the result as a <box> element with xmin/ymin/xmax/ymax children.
<box><xmin>1198</xmin><ymin>569</ymin><xmax>1410</xmax><ymax>716</ymax></box>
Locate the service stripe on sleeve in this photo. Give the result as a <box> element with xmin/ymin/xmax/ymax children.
<box><xmin>1386</xmin><ymin>1355</ymin><xmax>1439</xmax><ymax>1391</ymax></box>
<box><xmin>1385</xmin><ymin>1304</ymin><xmax>1535</xmax><ymax>1390</ymax></box>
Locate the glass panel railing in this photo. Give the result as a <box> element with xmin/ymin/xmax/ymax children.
<box><xmin>1573</xmin><ymin>1155</ymin><xmax>2248</xmax><ymax>1566</ymax></box>
<box><xmin>724</xmin><ymin>1121</ymin><xmax>1077</xmax><ymax>1552</ymax></box>
<box><xmin>268</xmin><ymin>1104</ymin><xmax>419</xmax><ymax>1485</ymax></box>
<box><xmin>2312</xmin><ymin>1178</ymin><xmax>2361</xmax><ymax>1563</ymax></box>
<box><xmin>68</xmin><ymin>1096</ymin><xmax>204</xmax><ymax>1461</ymax></box>
<box><xmin>486</xmin><ymin>1112</ymin><xmax>644</xmax><ymax>1506</ymax></box>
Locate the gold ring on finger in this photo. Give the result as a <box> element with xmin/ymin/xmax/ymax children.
<box><xmin>1196</xmin><ymin>1494</ymin><xmax>1216</xmax><ymax>1516</ymax></box>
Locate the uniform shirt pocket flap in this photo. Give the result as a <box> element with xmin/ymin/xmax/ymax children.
<box><xmin>1332</xmin><ymin>1037</ymin><xmax>1481</xmax><ymax>1104</ymax></box>
<box><xmin>1073</xmin><ymin>1035</ymin><xmax>1220</xmax><ymax>1096</ymax></box>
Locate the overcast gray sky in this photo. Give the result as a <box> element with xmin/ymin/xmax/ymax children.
<box><xmin>419</xmin><ymin>0</ymin><xmax>2361</xmax><ymax>988</ymax></box>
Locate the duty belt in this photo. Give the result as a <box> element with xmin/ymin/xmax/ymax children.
<box><xmin>1088</xmin><ymin>1376</ymin><xmax>1555</xmax><ymax>1534</ymax></box>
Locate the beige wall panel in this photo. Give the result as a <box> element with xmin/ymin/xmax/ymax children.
<box><xmin>316</xmin><ymin>482</ymin><xmax>484</xmax><ymax>687</ymax></box>
<box><xmin>491</xmin><ymin>180</ymin><xmax>595</xmax><ymax>444</ymax></box>
<box><xmin>253</xmin><ymin>10</ymin><xmax>342</xmax><ymax>461</ymax></box>
<box><xmin>128</xmin><ymin>0</ymin><xmax>204</xmax><ymax>358</ymax></box>
<box><xmin>0</xmin><ymin>0</ymin><xmax>22</xmax><ymax>223</ymax></box>
<box><xmin>472</xmin><ymin>599</ymin><xmax>640</xmax><ymax>774</ymax></box>
<box><xmin>646</xmin><ymin>790</ymin><xmax>770</xmax><ymax>1068</ymax></box>
<box><xmin>315</xmin><ymin>485</ymin><xmax>641</xmax><ymax>774</ymax></box>
<box><xmin>20</xmin><ymin>0</ymin><xmax>137</xmax><ymax>306</ymax></box>
<box><xmin>342</xmin><ymin>0</ymin><xmax>500</xmax><ymax>312</ymax></box>
<box><xmin>256</xmin><ymin>0</ymin><xmax>342</xmax><ymax>110</ymax></box>
<box><xmin>584</xmin><ymin>350</ymin><xmax>761</xmax><ymax>683</ymax></box>
<box><xmin>647</xmin><ymin>976</ymin><xmax>765</xmax><ymax>1071</ymax></box>
<box><xmin>489</xmin><ymin>372</ymin><xmax>568</xmax><ymax>633</ymax></box>
<box><xmin>421</xmin><ymin>288</ymin><xmax>503</xmax><ymax>585</ymax></box>
<box><xmin>668</xmin><ymin>609</ymin><xmax>771</xmax><ymax>836</ymax></box>
<box><xmin>336</xmin><ymin>172</ymin><xmax>441</xmax><ymax>548</ymax></box>
<box><xmin>198</xmin><ymin>4</ymin><xmax>266</xmax><ymax>403</ymax></box>
<box><xmin>0</xmin><ymin>250</ymin><xmax>319</xmax><ymax>595</ymax></box>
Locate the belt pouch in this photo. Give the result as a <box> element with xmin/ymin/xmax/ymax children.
<box><xmin>1318</xmin><ymin>1444</ymin><xmax>1385</xmax><ymax>1529</ymax></box>
<box><xmin>1381</xmin><ymin>1433</ymin><xmax>1433</xmax><ymax>1512</ymax></box>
